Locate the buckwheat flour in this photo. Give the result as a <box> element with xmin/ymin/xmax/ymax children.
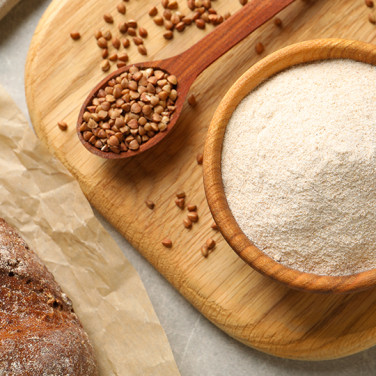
<box><xmin>222</xmin><ymin>59</ymin><xmax>376</xmax><ymax>276</ymax></box>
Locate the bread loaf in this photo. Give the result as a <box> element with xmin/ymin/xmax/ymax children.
<box><xmin>0</xmin><ymin>219</ymin><xmax>98</xmax><ymax>375</ymax></box>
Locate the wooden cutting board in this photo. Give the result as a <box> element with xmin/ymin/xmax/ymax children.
<box><xmin>25</xmin><ymin>0</ymin><xmax>376</xmax><ymax>360</ymax></box>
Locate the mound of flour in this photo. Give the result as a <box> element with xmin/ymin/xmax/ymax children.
<box><xmin>222</xmin><ymin>60</ymin><xmax>376</xmax><ymax>276</ymax></box>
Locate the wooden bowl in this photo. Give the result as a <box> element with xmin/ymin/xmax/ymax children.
<box><xmin>204</xmin><ymin>39</ymin><xmax>376</xmax><ymax>294</ymax></box>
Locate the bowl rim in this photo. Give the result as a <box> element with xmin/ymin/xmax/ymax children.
<box><xmin>203</xmin><ymin>38</ymin><xmax>376</xmax><ymax>293</ymax></box>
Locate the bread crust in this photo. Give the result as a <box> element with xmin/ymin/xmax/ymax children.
<box><xmin>0</xmin><ymin>219</ymin><xmax>98</xmax><ymax>375</ymax></box>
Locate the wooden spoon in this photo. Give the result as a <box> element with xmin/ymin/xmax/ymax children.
<box><xmin>77</xmin><ymin>0</ymin><xmax>295</xmax><ymax>159</ymax></box>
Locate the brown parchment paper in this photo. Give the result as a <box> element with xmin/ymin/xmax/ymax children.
<box><xmin>0</xmin><ymin>84</ymin><xmax>181</xmax><ymax>376</ymax></box>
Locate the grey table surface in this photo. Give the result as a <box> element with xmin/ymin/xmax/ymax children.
<box><xmin>1</xmin><ymin>1</ymin><xmax>376</xmax><ymax>375</ymax></box>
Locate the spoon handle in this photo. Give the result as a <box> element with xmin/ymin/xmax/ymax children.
<box><xmin>172</xmin><ymin>0</ymin><xmax>296</xmax><ymax>83</ymax></box>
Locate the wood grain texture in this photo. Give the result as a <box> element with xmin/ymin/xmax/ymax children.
<box><xmin>25</xmin><ymin>0</ymin><xmax>376</xmax><ymax>360</ymax></box>
<box><xmin>204</xmin><ymin>39</ymin><xmax>376</xmax><ymax>294</ymax></box>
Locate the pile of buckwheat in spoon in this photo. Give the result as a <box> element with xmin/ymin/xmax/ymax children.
<box><xmin>78</xmin><ymin>66</ymin><xmax>178</xmax><ymax>153</ymax></box>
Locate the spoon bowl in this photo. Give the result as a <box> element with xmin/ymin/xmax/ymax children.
<box><xmin>77</xmin><ymin>61</ymin><xmax>185</xmax><ymax>159</ymax></box>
